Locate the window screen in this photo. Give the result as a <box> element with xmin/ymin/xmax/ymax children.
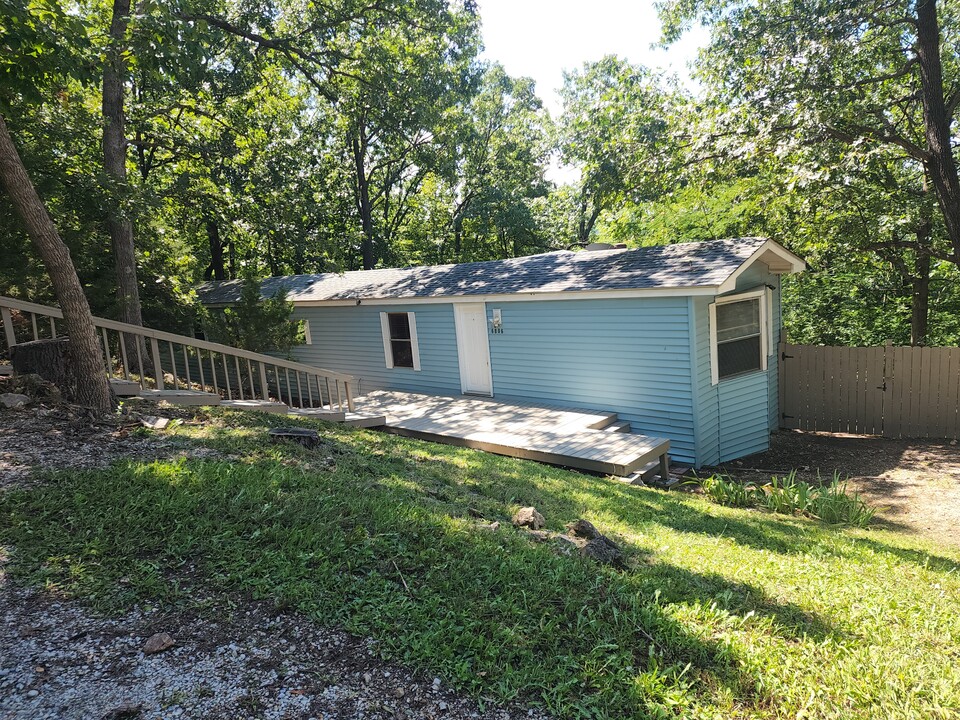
<box><xmin>387</xmin><ymin>313</ymin><xmax>414</xmax><ymax>368</ymax></box>
<box><xmin>716</xmin><ymin>299</ymin><xmax>762</xmax><ymax>379</ymax></box>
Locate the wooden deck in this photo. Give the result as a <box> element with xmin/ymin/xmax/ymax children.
<box><xmin>354</xmin><ymin>390</ymin><xmax>670</xmax><ymax>477</ymax></box>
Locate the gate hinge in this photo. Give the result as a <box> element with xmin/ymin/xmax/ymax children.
<box><xmin>781</xmin><ymin>412</ymin><xmax>794</xmax><ymax>420</ymax></box>
<box><xmin>781</xmin><ymin>351</ymin><xmax>794</xmax><ymax>360</ymax></box>
<box><xmin>876</xmin><ymin>382</ymin><xmax>887</xmax><ymax>391</ymax></box>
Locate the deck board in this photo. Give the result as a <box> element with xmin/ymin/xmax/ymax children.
<box><xmin>355</xmin><ymin>390</ymin><xmax>669</xmax><ymax>476</ymax></box>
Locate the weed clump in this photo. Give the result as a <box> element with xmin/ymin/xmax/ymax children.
<box><xmin>695</xmin><ymin>471</ymin><xmax>875</xmax><ymax>528</ymax></box>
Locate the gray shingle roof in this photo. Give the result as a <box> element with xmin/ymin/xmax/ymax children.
<box><xmin>197</xmin><ymin>237</ymin><xmax>771</xmax><ymax>305</ymax></box>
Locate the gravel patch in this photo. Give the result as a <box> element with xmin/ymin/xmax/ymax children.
<box><xmin>0</xmin><ymin>576</ymin><xmax>551</xmax><ymax>720</ymax></box>
<box><xmin>0</xmin><ymin>403</ymin><xmax>215</xmax><ymax>491</ymax></box>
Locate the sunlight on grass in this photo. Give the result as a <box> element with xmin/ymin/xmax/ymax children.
<box><xmin>1</xmin><ymin>409</ymin><xmax>958</xmax><ymax>719</ymax></box>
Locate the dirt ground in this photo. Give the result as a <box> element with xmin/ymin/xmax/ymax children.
<box><xmin>716</xmin><ymin>430</ymin><xmax>960</xmax><ymax>547</ymax></box>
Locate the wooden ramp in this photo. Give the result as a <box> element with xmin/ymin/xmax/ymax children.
<box><xmin>355</xmin><ymin>390</ymin><xmax>670</xmax><ymax>477</ymax></box>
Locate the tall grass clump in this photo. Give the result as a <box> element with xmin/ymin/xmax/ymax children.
<box><xmin>695</xmin><ymin>471</ymin><xmax>875</xmax><ymax>528</ymax></box>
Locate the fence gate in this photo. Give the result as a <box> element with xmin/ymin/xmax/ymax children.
<box><xmin>779</xmin><ymin>343</ymin><xmax>960</xmax><ymax>439</ymax></box>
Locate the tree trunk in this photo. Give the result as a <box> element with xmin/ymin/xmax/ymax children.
<box><xmin>10</xmin><ymin>338</ymin><xmax>71</xmax><ymax>388</ymax></box>
<box><xmin>916</xmin><ymin>0</ymin><xmax>960</xmax><ymax>263</ymax></box>
<box><xmin>0</xmin><ymin>115</ymin><xmax>114</xmax><ymax>413</ymax></box>
<box><xmin>103</xmin><ymin>0</ymin><xmax>144</xmax><ymax>327</ymax></box>
<box><xmin>911</xmin><ymin>221</ymin><xmax>933</xmax><ymax>346</ymax></box>
<box><xmin>351</xmin><ymin>132</ymin><xmax>377</xmax><ymax>270</ymax></box>
<box><xmin>205</xmin><ymin>219</ymin><xmax>226</xmax><ymax>281</ymax></box>
<box><xmin>910</xmin><ymin>253</ymin><xmax>930</xmax><ymax>346</ymax></box>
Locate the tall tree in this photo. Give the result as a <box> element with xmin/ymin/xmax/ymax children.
<box><xmin>557</xmin><ymin>56</ymin><xmax>680</xmax><ymax>245</ymax></box>
<box><xmin>102</xmin><ymin>0</ymin><xmax>144</xmax><ymax>329</ymax></box>
<box><xmin>0</xmin><ymin>2</ymin><xmax>112</xmax><ymax>412</ymax></box>
<box><xmin>659</xmin><ymin>0</ymin><xmax>960</xmax><ymax>265</ymax></box>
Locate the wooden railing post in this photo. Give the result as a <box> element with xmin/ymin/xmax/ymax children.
<box><xmin>259</xmin><ymin>362</ymin><xmax>269</xmax><ymax>401</ymax></box>
<box><xmin>150</xmin><ymin>337</ymin><xmax>164</xmax><ymax>390</ymax></box>
<box><xmin>101</xmin><ymin>327</ymin><xmax>112</xmax><ymax>375</ymax></box>
<box><xmin>119</xmin><ymin>331</ymin><xmax>131</xmax><ymax>380</ymax></box>
<box><xmin>1</xmin><ymin>306</ymin><xmax>16</xmax><ymax>349</ymax></box>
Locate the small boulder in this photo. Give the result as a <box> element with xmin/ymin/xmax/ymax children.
<box><xmin>142</xmin><ymin>632</ymin><xmax>175</xmax><ymax>655</ymax></box>
<box><xmin>581</xmin><ymin>536</ymin><xmax>625</xmax><ymax>568</ymax></box>
<box><xmin>0</xmin><ymin>393</ymin><xmax>30</xmax><ymax>409</ymax></box>
<box><xmin>566</xmin><ymin>519</ymin><xmax>601</xmax><ymax>540</ymax></box>
<box><xmin>512</xmin><ymin>506</ymin><xmax>545</xmax><ymax>530</ymax></box>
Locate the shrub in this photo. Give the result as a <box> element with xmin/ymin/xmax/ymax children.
<box><xmin>695</xmin><ymin>471</ymin><xmax>875</xmax><ymax>528</ymax></box>
<box><xmin>202</xmin><ymin>277</ymin><xmax>303</xmax><ymax>354</ymax></box>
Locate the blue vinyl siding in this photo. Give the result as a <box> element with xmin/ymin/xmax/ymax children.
<box><xmin>487</xmin><ymin>298</ymin><xmax>697</xmax><ymax>465</ymax></box>
<box><xmin>691</xmin><ymin>262</ymin><xmax>781</xmax><ymax>466</ymax></box>
<box><xmin>691</xmin><ymin>296</ymin><xmax>720</xmax><ymax>467</ymax></box>
<box><xmin>718</xmin><ymin>373</ymin><xmax>770</xmax><ymax>461</ymax></box>
<box><xmin>287</xmin><ymin>304</ymin><xmax>462</xmax><ymax>396</ymax></box>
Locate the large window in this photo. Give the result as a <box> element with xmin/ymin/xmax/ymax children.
<box><xmin>710</xmin><ymin>291</ymin><xmax>768</xmax><ymax>383</ymax></box>
<box><xmin>380</xmin><ymin>312</ymin><xmax>421</xmax><ymax>370</ymax></box>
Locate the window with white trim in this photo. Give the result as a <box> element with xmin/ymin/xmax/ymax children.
<box><xmin>710</xmin><ymin>291</ymin><xmax>768</xmax><ymax>384</ymax></box>
<box><xmin>380</xmin><ymin>312</ymin><xmax>421</xmax><ymax>370</ymax></box>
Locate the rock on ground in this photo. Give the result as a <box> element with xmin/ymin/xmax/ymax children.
<box><xmin>512</xmin><ymin>507</ymin><xmax>545</xmax><ymax>530</ymax></box>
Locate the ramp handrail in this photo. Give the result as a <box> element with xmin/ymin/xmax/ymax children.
<box><xmin>0</xmin><ymin>295</ymin><xmax>354</xmax><ymax>412</ymax></box>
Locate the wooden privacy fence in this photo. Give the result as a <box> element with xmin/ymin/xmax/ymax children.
<box><xmin>779</xmin><ymin>342</ymin><xmax>960</xmax><ymax>439</ymax></box>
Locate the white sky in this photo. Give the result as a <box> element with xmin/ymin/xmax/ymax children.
<box><xmin>476</xmin><ymin>0</ymin><xmax>706</xmax><ymax>116</ymax></box>
<box><xmin>475</xmin><ymin>0</ymin><xmax>707</xmax><ymax>182</ymax></box>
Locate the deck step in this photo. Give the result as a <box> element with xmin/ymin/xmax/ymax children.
<box><xmin>585</xmin><ymin>412</ymin><xmax>620</xmax><ymax>431</ymax></box>
<box><xmin>342</xmin><ymin>413</ymin><xmax>387</xmax><ymax>428</ymax></box>
<box><xmin>221</xmin><ymin>399</ymin><xmax>290</xmax><ymax>414</ymax></box>
<box><xmin>287</xmin><ymin>408</ymin><xmax>346</xmax><ymax>422</ymax></box>
<box><xmin>605</xmin><ymin>420</ymin><xmax>631</xmax><ymax>433</ymax></box>
<box><xmin>137</xmin><ymin>389</ymin><xmax>221</xmax><ymax>406</ymax></box>
<box><xmin>110</xmin><ymin>378</ymin><xmax>142</xmax><ymax>396</ymax></box>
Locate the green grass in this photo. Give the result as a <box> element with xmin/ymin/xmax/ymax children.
<box><xmin>1</xmin><ymin>410</ymin><xmax>959</xmax><ymax>719</ymax></box>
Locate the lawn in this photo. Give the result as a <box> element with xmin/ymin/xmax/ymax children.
<box><xmin>1</xmin><ymin>409</ymin><xmax>958</xmax><ymax>719</ymax></box>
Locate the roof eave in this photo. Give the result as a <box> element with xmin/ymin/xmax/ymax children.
<box><xmin>716</xmin><ymin>239</ymin><xmax>806</xmax><ymax>295</ymax></box>
<box><xmin>286</xmin><ymin>284</ymin><xmax>722</xmax><ymax>307</ymax></box>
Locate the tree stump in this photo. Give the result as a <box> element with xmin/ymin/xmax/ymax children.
<box><xmin>10</xmin><ymin>338</ymin><xmax>71</xmax><ymax>388</ymax></box>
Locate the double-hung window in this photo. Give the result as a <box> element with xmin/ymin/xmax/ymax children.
<box><xmin>710</xmin><ymin>290</ymin><xmax>769</xmax><ymax>384</ymax></box>
<box><xmin>380</xmin><ymin>311</ymin><xmax>421</xmax><ymax>370</ymax></box>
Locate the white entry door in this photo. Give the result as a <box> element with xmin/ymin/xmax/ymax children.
<box><xmin>453</xmin><ymin>303</ymin><xmax>493</xmax><ymax>395</ymax></box>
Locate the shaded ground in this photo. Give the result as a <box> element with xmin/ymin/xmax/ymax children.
<box><xmin>0</xmin><ymin>404</ymin><xmax>549</xmax><ymax>720</ymax></box>
<box><xmin>716</xmin><ymin>430</ymin><xmax>960</xmax><ymax>547</ymax></box>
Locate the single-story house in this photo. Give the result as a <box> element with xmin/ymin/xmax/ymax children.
<box><xmin>198</xmin><ymin>237</ymin><xmax>805</xmax><ymax>468</ymax></box>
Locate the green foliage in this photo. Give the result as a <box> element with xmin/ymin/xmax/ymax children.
<box><xmin>202</xmin><ymin>278</ymin><xmax>301</xmax><ymax>353</ymax></box>
<box><xmin>557</xmin><ymin>55</ymin><xmax>684</xmax><ymax>244</ymax></box>
<box><xmin>0</xmin><ymin>411</ymin><xmax>957</xmax><ymax>718</ymax></box>
<box><xmin>696</xmin><ymin>472</ymin><xmax>876</xmax><ymax>528</ymax></box>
